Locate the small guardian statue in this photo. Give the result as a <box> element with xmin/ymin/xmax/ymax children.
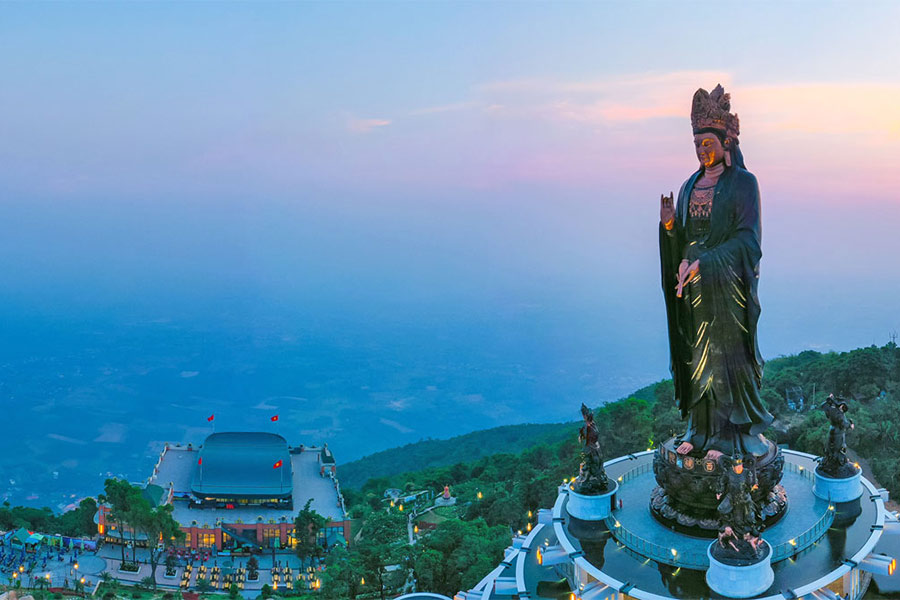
<box><xmin>819</xmin><ymin>394</ymin><xmax>858</xmax><ymax>478</ymax></box>
<box><xmin>713</xmin><ymin>452</ymin><xmax>766</xmax><ymax>561</ymax></box>
<box><xmin>572</xmin><ymin>403</ymin><xmax>609</xmax><ymax>494</ymax></box>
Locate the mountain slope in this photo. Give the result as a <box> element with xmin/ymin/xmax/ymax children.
<box><xmin>338</xmin><ymin>382</ymin><xmax>661</xmax><ymax>489</ymax></box>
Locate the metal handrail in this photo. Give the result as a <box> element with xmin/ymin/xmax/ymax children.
<box><xmin>771</xmin><ymin>505</ymin><xmax>834</xmax><ymax>562</ymax></box>
<box><xmin>607</xmin><ymin>454</ymin><xmax>831</xmax><ymax>568</ymax></box>
<box><xmin>784</xmin><ymin>459</ymin><xmax>816</xmax><ymax>482</ymax></box>
<box><xmin>615</xmin><ymin>460</ymin><xmax>653</xmax><ymax>485</ymax></box>
<box><xmin>606</xmin><ymin>516</ymin><xmax>709</xmax><ymax>569</ymax></box>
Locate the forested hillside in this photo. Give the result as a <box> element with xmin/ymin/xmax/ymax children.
<box><xmin>342</xmin><ymin>344</ymin><xmax>900</xmax><ymax>495</ymax></box>
<box><xmin>339</xmin><ymin>423</ymin><xmax>574</xmax><ymax>489</ymax></box>
<box><xmin>337</xmin><ymin>382</ymin><xmax>660</xmax><ymax>489</ymax></box>
<box><xmin>323</xmin><ymin>344</ymin><xmax>900</xmax><ymax>598</ymax></box>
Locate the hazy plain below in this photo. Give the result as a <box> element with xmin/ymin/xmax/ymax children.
<box><xmin>2</xmin><ymin>192</ymin><xmax>898</xmax><ymax>509</ymax></box>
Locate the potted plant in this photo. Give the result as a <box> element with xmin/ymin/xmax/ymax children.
<box><xmin>164</xmin><ymin>554</ymin><xmax>177</xmax><ymax>578</ymax></box>
<box><xmin>247</xmin><ymin>556</ymin><xmax>259</xmax><ymax>582</ymax></box>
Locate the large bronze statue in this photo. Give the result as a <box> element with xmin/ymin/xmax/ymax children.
<box><xmin>650</xmin><ymin>85</ymin><xmax>785</xmax><ymax>535</ymax></box>
<box><xmin>573</xmin><ymin>403</ymin><xmax>609</xmax><ymax>494</ymax></box>
<box><xmin>659</xmin><ymin>84</ymin><xmax>774</xmax><ymax>461</ymax></box>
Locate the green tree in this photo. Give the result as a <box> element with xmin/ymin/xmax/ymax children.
<box><xmin>412</xmin><ymin>519</ymin><xmax>509</xmax><ymax>597</ymax></box>
<box><xmin>320</xmin><ymin>545</ymin><xmax>363</xmax><ymax>600</ymax></box>
<box><xmin>356</xmin><ymin>510</ymin><xmax>407</xmax><ymax>600</ymax></box>
<box><xmin>293</xmin><ymin>499</ymin><xmax>327</xmax><ymax>563</ymax></box>
<box><xmin>132</xmin><ymin>502</ymin><xmax>185</xmax><ymax>589</ymax></box>
<box><xmin>101</xmin><ymin>479</ymin><xmax>143</xmax><ymax>566</ymax></box>
<box><xmin>102</xmin><ymin>479</ymin><xmax>184</xmax><ymax>589</ymax></box>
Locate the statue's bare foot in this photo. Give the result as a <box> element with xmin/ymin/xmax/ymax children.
<box><xmin>676</xmin><ymin>441</ymin><xmax>693</xmax><ymax>455</ymax></box>
<box><xmin>704</xmin><ymin>449</ymin><xmax>724</xmax><ymax>462</ymax></box>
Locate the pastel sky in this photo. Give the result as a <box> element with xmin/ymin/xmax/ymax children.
<box><xmin>1</xmin><ymin>1</ymin><xmax>900</xmax><ymax>408</ymax></box>
<box><xmin>3</xmin><ymin>2</ymin><xmax>900</xmax><ymax>200</ymax></box>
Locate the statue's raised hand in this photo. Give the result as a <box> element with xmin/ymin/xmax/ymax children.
<box><xmin>660</xmin><ymin>192</ymin><xmax>675</xmax><ymax>228</ymax></box>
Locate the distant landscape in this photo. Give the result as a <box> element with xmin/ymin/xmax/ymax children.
<box><xmin>0</xmin><ymin>298</ymin><xmax>664</xmax><ymax>510</ymax></box>
<box><xmin>5</xmin><ymin>280</ymin><xmax>900</xmax><ymax>512</ymax></box>
<box><xmin>342</xmin><ymin>344</ymin><xmax>900</xmax><ymax>497</ymax></box>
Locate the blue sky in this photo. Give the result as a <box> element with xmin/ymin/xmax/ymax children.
<box><xmin>3</xmin><ymin>2</ymin><xmax>899</xmax><ymax>198</ymax></box>
<box><xmin>1</xmin><ymin>2</ymin><xmax>900</xmax><ymax>463</ymax></box>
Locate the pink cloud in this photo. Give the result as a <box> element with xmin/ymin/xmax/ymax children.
<box><xmin>347</xmin><ymin>116</ymin><xmax>391</xmax><ymax>133</ymax></box>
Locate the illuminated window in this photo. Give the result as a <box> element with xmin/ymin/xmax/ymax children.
<box><xmin>262</xmin><ymin>528</ymin><xmax>280</xmax><ymax>547</ymax></box>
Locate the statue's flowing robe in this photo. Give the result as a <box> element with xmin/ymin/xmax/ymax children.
<box><xmin>659</xmin><ymin>165</ymin><xmax>773</xmax><ymax>455</ymax></box>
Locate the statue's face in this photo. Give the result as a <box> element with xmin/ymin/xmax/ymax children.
<box><xmin>694</xmin><ymin>133</ymin><xmax>725</xmax><ymax>168</ymax></box>
<box><xmin>733</xmin><ymin>463</ymin><xmax>743</xmax><ymax>475</ymax></box>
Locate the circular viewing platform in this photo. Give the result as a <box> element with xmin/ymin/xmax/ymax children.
<box><xmin>553</xmin><ymin>449</ymin><xmax>887</xmax><ymax>600</ymax></box>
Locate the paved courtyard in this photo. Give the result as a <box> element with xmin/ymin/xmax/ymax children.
<box><xmin>2</xmin><ymin>541</ymin><xmax>321</xmax><ymax>598</ymax></box>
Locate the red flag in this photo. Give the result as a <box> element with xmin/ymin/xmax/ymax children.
<box><xmin>273</xmin><ymin>459</ymin><xmax>283</xmax><ymax>469</ymax></box>
<box><xmin>198</xmin><ymin>457</ymin><xmax>202</xmax><ymax>466</ymax></box>
<box><xmin>207</xmin><ymin>414</ymin><xmax>214</xmax><ymax>422</ymax></box>
<box><xmin>271</xmin><ymin>415</ymin><xmax>279</xmax><ymax>422</ymax></box>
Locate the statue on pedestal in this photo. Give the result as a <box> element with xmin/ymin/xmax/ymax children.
<box><xmin>713</xmin><ymin>452</ymin><xmax>766</xmax><ymax>561</ymax></box>
<box><xmin>572</xmin><ymin>403</ymin><xmax>609</xmax><ymax>495</ymax></box>
<box><xmin>651</xmin><ymin>85</ymin><xmax>786</xmax><ymax>534</ymax></box>
<box><xmin>818</xmin><ymin>394</ymin><xmax>858</xmax><ymax>478</ymax></box>
<box><xmin>434</xmin><ymin>484</ymin><xmax>457</xmax><ymax>507</ymax></box>
<box><xmin>659</xmin><ymin>84</ymin><xmax>773</xmax><ymax>460</ymax></box>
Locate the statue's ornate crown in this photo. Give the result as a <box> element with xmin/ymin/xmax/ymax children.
<box><xmin>691</xmin><ymin>84</ymin><xmax>740</xmax><ymax>140</ymax></box>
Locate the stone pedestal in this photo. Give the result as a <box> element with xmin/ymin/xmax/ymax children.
<box><xmin>567</xmin><ymin>480</ymin><xmax>618</xmax><ymax>521</ymax></box>
<box><xmin>813</xmin><ymin>467</ymin><xmax>862</xmax><ymax>503</ymax></box>
<box><xmin>650</xmin><ymin>437</ymin><xmax>787</xmax><ymax>535</ymax></box>
<box><xmin>706</xmin><ymin>541</ymin><xmax>774</xmax><ymax>599</ymax></box>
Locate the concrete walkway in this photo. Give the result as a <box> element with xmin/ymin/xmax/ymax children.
<box><xmin>3</xmin><ymin>542</ymin><xmax>323</xmax><ymax>598</ymax></box>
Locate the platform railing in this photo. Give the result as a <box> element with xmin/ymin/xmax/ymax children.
<box><xmin>607</xmin><ymin>516</ymin><xmax>710</xmax><ymax>569</ymax></box>
<box><xmin>784</xmin><ymin>459</ymin><xmax>817</xmax><ymax>482</ymax></box>
<box><xmin>771</xmin><ymin>504</ymin><xmax>834</xmax><ymax>562</ymax></box>
<box><xmin>615</xmin><ymin>460</ymin><xmax>653</xmax><ymax>485</ymax></box>
<box><xmin>607</xmin><ymin>451</ymin><xmax>832</xmax><ymax>569</ymax></box>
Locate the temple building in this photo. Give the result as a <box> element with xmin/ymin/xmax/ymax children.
<box><xmin>97</xmin><ymin>432</ymin><xmax>350</xmax><ymax>551</ymax></box>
